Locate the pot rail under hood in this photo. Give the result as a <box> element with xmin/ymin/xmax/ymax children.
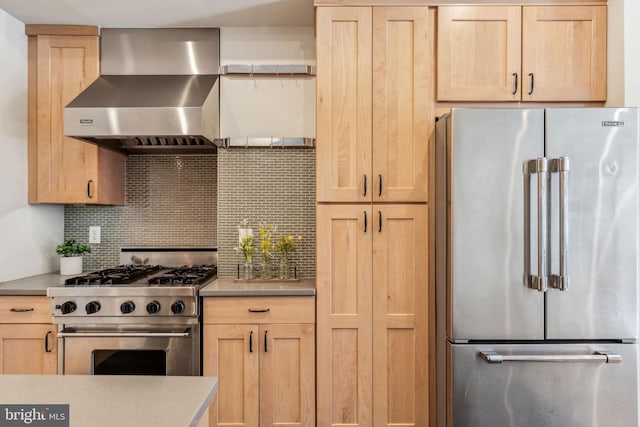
<box><xmin>64</xmin><ymin>28</ymin><xmax>220</xmax><ymax>154</ymax></box>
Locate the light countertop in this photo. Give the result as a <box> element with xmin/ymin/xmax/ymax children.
<box><xmin>0</xmin><ymin>273</ymin><xmax>316</xmax><ymax>297</ymax></box>
<box><xmin>199</xmin><ymin>278</ymin><xmax>315</xmax><ymax>296</ymax></box>
<box><xmin>0</xmin><ymin>374</ymin><xmax>217</xmax><ymax>427</ymax></box>
<box><xmin>0</xmin><ymin>273</ymin><xmax>66</xmax><ymax>296</ymax></box>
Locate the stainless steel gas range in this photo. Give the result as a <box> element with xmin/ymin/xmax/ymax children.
<box><xmin>47</xmin><ymin>249</ymin><xmax>217</xmax><ymax>376</ymax></box>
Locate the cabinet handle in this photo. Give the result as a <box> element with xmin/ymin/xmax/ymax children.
<box><xmin>378</xmin><ymin>211</ymin><xmax>382</xmax><ymax>233</ymax></box>
<box><xmin>248</xmin><ymin>308</ymin><xmax>270</xmax><ymax>313</ymax></box>
<box><xmin>45</xmin><ymin>330</ymin><xmax>52</xmax><ymax>353</ymax></box>
<box><xmin>10</xmin><ymin>308</ymin><xmax>34</xmax><ymax>313</ymax></box>
<box><xmin>378</xmin><ymin>174</ymin><xmax>383</xmax><ymax>196</ymax></box>
<box><xmin>249</xmin><ymin>330</ymin><xmax>253</xmax><ymax>353</ymax></box>
<box><xmin>528</xmin><ymin>73</ymin><xmax>535</xmax><ymax>95</ymax></box>
<box><xmin>264</xmin><ymin>330</ymin><xmax>268</xmax><ymax>352</ymax></box>
<box><xmin>87</xmin><ymin>180</ymin><xmax>94</xmax><ymax>199</ymax></box>
<box><xmin>512</xmin><ymin>73</ymin><xmax>518</xmax><ymax>95</ymax></box>
<box><xmin>363</xmin><ymin>175</ymin><xmax>367</xmax><ymax>196</ymax></box>
<box><xmin>364</xmin><ymin>211</ymin><xmax>368</xmax><ymax>233</ymax></box>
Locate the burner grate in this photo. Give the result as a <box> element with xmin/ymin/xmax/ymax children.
<box><xmin>148</xmin><ymin>265</ymin><xmax>217</xmax><ymax>286</ymax></box>
<box><xmin>64</xmin><ymin>265</ymin><xmax>162</xmax><ymax>286</ymax></box>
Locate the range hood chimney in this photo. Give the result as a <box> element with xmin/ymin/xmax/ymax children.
<box><xmin>64</xmin><ymin>28</ymin><xmax>220</xmax><ymax>154</ymax></box>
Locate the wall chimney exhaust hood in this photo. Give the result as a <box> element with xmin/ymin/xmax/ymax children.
<box><xmin>64</xmin><ymin>28</ymin><xmax>220</xmax><ymax>154</ymax></box>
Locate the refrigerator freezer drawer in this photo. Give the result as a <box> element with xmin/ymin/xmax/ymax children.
<box><xmin>448</xmin><ymin>342</ymin><xmax>638</xmax><ymax>427</ymax></box>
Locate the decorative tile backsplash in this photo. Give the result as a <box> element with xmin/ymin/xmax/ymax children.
<box><xmin>217</xmin><ymin>149</ymin><xmax>315</xmax><ymax>278</ymax></box>
<box><xmin>64</xmin><ymin>150</ymin><xmax>316</xmax><ymax>278</ymax></box>
<box><xmin>65</xmin><ymin>155</ymin><xmax>217</xmax><ymax>270</ymax></box>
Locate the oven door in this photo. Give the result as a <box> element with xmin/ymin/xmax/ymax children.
<box><xmin>58</xmin><ymin>324</ymin><xmax>199</xmax><ymax>376</ymax></box>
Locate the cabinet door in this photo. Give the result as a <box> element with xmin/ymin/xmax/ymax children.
<box><xmin>28</xmin><ymin>35</ymin><xmax>100</xmax><ymax>204</ymax></box>
<box><xmin>437</xmin><ymin>6</ymin><xmax>522</xmax><ymax>101</ymax></box>
<box><xmin>203</xmin><ymin>324</ymin><xmax>259</xmax><ymax>427</ymax></box>
<box><xmin>522</xmin><ymin>6</ymin><xmax>606</xmax><ymax>101</ymax></box>
<box><xmin>373</xmin><ymin>205</ymin><xmax>429</xmax><ymax>427</ymax></box>
<box><xmin>316</xmin><ymin>7</ymin><xmax>372</xmax><ymax>202</ymax></box>
<box><xmin>317</xmin><ymin>204</ymin><xmax>373</xmax><ymax>427</ymax></box>
<box><xmin>260</xmin><ymin>324</ymin><xmax>315</xmax><ymax>427</ymax></box>
<box><xmin>0</xmin><ymin>324</ymin><xmax>56</xmax><ymax>374</ymax></box>
<box><xmin>373</xmin><ymin>7</ymin><xmax>431</xmax><ymax>203</ymax></box>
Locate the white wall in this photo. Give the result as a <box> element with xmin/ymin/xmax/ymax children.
<box><xmin>219</xmin><ymin>27</ymin><xmax>316</xmax><ymax>139</ymax></box>
<box><xmin>0</xmin><ymin>9</ymin><xmax>63</xmax><ymax>282</ymax></box>
<box><xmin>623</xmin><ymin>0</ymin><xmax>640</xmax><ymax>107</ymax></box>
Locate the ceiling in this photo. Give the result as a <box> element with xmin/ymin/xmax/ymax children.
<box><xmin>0</xmin><ymin>0</ymin><xmax>314</xmax><ymax>27</ymax></box>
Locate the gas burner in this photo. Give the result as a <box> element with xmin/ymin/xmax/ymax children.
<box><xmin>148</xmin><ymin>265</ymin><xmax>217</xmax><ymax>286</ymax></box>
<box><xmin>64</xmin><ymin>264</ymin><xmax>162</xmax><ymax>286</ymax></box>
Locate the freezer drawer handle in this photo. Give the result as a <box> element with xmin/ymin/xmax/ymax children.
<box><xmin>480</xmin><ymin>350</ymin><xmax>621</xmax><ymax>364</ymax></box>
<box><xmin>549</xmin><ymin>157</ymin><xmax>570</xmax><ymax>291</ymax></box>
<box><xmin>523</xmin><ymin>158</ymin><xmax>549</xmax><ymax>292</ymax></box>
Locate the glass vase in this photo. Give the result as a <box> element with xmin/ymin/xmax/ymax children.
<box><xmin>279</xmin><ymin>254</ymin><xmax>290</xmax><ymax>280</ymax></box>
<box><xmin>243</xmin><ymin>261</ymin><xmax>254</xmax><ymax>280</ymax></box>
<box><xmin>260</xmin><ymin>260</ymin><xmax>271</xmax><ymax>280</ymax></box>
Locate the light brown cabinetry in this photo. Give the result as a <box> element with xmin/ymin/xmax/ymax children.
<box><xmin>203</xmin><ymin>296</ymin><xmax>315</xmax><ymax>427</ymax></box>
<box><xmin>316</xmin><ymin>5</ymin><xmax>432</xmax><ymax>427</ymax></box>
<box><xmin>316</xmin><ymin>7</ymin><xmax>431</xmax><ymax>203</ymax></box>
<box><xmin>0</xmin><ymin>296</ymin><xmax>57</xmax><ymax>374</ymax></box>
<box><xmin>316</xmin><ymin>204</ymin><xmax>429</xmax><ymax>427</ymax></box>
<box><xmin>26</xmin><ymin>25</ymin><xmax>125</xmax><ymax>205</ymax></box>
<box><xmin>437</xmin><ymin>5</ymin><xmax>606</xmax><ymax>102</ymax></box>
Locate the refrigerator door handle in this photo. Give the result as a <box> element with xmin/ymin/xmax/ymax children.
<box><xmin>480</xmin><ymin>350</ymin><xmax>622</xmax><ymax>364</ymax></box>
<box><xmin>550</xmin><ymin>157</ymin><xmax>570</xmax><ymax>291</ymax></box>
<box><xmin>523</xmin><ymin>158</ymin><xmax>549</xmax><ymax>292</ymax></box>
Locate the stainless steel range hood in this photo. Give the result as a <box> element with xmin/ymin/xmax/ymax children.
<box><xmin>64</xmin><ymin>28</ymin><xmax>220</xmax><ymax>154</ymax></box>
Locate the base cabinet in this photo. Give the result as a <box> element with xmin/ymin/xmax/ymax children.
<box><xmin>0</xmin><ymin>297</ymin><xmax>57</xmax><ymax>374</ymax></box>
<box><xmin>203</xmin><ymin>297</ymin><xmax>315</xmax><ymax>427</ymax></box>
<box><xmin>316</xmin><ymin>204</ymin><xmax>429</xmax><ymax>427</ymax></box>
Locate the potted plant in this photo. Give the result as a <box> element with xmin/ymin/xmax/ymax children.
<box><xmin>56</xmin><ymin>239</ymin><xmax>91</xmax><ymax>275</ymax></box>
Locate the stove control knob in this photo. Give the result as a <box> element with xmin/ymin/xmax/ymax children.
<box><xmin>146</xmin><ymin>301</ymin><xmax>161</xmax><ymax>314</ymax></box>
<box><xmin>85</xmin><ymin>301</ymin><xmax>101</xmax><ymax>315</ymax></box>
<box><xmin>171</xmin><ymin>301</ymin><xmax>185</xmax><ymax>315</ymax></box>
<box><xmin>59</xmin><ymin>301</ymin><xmax>77</xmax><ymax>315</ymax></box>
<box><xmin>120</xmin><ymin>301</ymin><xmax>136</xmax><ymax>314</ymax></box>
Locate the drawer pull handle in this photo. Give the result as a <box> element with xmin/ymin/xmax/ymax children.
<box><xmin>10</xmin><ymin>308</ymin><xmax>34</xmax><ymax>313</ymax></box>
<box><xmin>248</xmin><ymin>308</ymin><xmax>270</xmax><ymax>313</ymax></box>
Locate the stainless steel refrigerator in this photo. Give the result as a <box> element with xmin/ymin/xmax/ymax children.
<box><xmin>435</xmin><ymin>108</ymin><xmax>639</xmax><ymax>427</ymax></box>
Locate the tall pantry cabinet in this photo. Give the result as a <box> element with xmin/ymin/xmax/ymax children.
<box><xmin>316</xmin><ymin>6</ymin><xmax>432</xmax><ymax>427</ymax></box>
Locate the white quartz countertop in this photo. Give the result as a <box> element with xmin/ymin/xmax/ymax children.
<box><xmin>0</xmin><ymin>375</ymin><xmax>217</xmax><ymax>427</ymax></box>
<box><xmin>199</xmin><ymin>278</ymin><xmax>315</xmax><ymax>296</ymax></box>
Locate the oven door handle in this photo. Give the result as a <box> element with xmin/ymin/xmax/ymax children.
<box><xmin>57</xmin><ymin>331</ymin><xmax>191</xmax><ymax>338</ymax></box>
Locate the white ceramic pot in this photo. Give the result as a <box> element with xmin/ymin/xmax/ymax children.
<box><xmin>60</xmin><ymin>256</ymin><xmax>83</xmax><ymax>276</ymax></box>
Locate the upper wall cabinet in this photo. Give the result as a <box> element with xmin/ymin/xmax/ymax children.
<box><xmin>26</xmin><ymin>25</ymin><xmax>125</xmax><ymax>205</ymax></box>
<box><xmin>437</xmin><ymin>5</ymin><xmax>606</xmax><ymax>102</ymax></box>
<box><xmin>316</xmin><ymin>7</ymin><xmax>431</xmax><ymax>203</ymax></box>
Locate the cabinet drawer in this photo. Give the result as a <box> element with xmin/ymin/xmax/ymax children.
<box><xmin>0</xmin><ymin>297</ymin><xmax>52</xmax><ymax>323</ymax></box>
<box><xmin>203</xmin><ymin>296</ymin><xmax>315</xmax><ymax>324</ymax></box>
